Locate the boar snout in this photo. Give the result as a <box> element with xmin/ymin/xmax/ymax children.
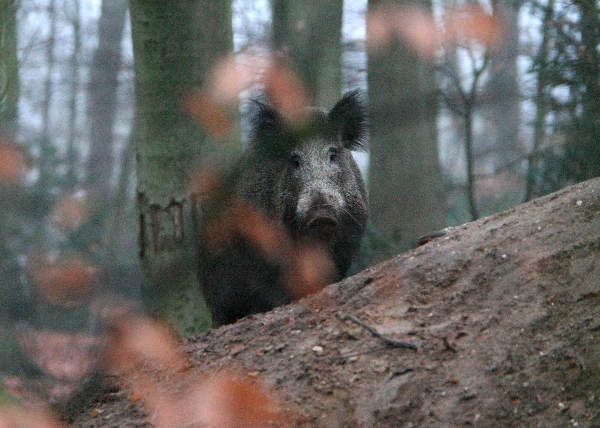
<box><xmin>306</xmin><ymin>209</ymin><xmax>339</xmax><ymax>239</ymax></box>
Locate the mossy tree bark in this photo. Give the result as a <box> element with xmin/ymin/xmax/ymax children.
<box><xmin>367</xmin><ymin>0</ymin><xmax>445</xmax><ymax>252</ymax></box>
<box><xmin>0</xmin><ymin>0</ymin><xmax>42</xmax><ymax>377</ymax></box>
<box><xmin>0</xmin><ymin>0</ymin><xmax>19</xmax><ymax>375</ymax></box>
<box><xmin>0</xmin><ymin>0</ymin><xmax>18</xmax><ymax>140</ymax></box>
<box><xmin>271</xmin><ymin>0</ymin><xmax>343</xmax><ymax>107</ymax></box>
<box><xmin>130</xmin><ymin>0</ymin><xmax>234</xmax><ymax>335</ymax></box>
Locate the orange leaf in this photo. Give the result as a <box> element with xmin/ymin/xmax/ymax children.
<box><xmin>208</xmin><ymin>52</ymin><xmax>266</xmax><ymax>105</ymax></box>
<box><xmin>186</xmin><ymin>91</ymin><xmax>232</xmax><ymax>139</ymax></box>
<box><xmin>191</xmin><ymin>371</ymin><xmax>287</xmax><ymax>428</ymax></box>
<box><xmin>29</xmin><ymin>256</ymin><xmax>98</xmax><ymax>306</ymax></box>
<box><xmin>286</xmin><ymin>242</ymin><xmax>336</xmax><ymax>300</ymax></box>
<box><xmin>51</xmin><ymin>191</ymin><xmax>89</xmax><ymax>230</ymax></box>
<box><xmin>0</xmin><ymin>143</ymin><xmax>26</xmax><ymax>184</ymax></box>
<box><xmin>446</xmin><ymin>5</ymin><xmax>504</xmax><ymax>47</ymax></box>
<box><xmin>264</xmin><ymin>61</ymin><xmax>309</xmax><ymax>125</ymax></box>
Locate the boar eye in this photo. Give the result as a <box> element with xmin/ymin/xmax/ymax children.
<box><xmin>328</xmin><ymin>147</ymin><xmax>339</xmax><ymax>163</ymax></box>
<box><xmin>289</xmin><ymin>153</ymin><xmax>301</xmax><ymax>169</ymax></box>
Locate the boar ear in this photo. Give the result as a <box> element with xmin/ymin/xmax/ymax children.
<box><xmin>328</xmin><ymin>90</ymin><xmax>367</xmax><ymax>150</ymax></box>
<box><xmin>250</xmin><ymin>99</ymin><xmax>282</xmax><ymax>138</ymax></box>
<box><xmin>249</xmin><ymin>99</ymin><xmax>291</xmax><ymax>156</ymax></box>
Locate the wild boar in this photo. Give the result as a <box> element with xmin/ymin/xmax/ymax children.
<box><xmin>199</xmin><ymin>90</ymin><xmax>368</xmax><ymax>326</ymax></box>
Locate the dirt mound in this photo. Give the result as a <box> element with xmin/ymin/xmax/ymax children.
<box><xmin>72</xmin><ymin>177</ymin><xmax>600</xmax><ymax>427</ymax></box>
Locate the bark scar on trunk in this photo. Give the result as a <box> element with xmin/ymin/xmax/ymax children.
<box><xmin>169</xmin><ymin>201</ymin><xmax>184</xmax><ymax>242</ymax></box>
<box><xmin>150</xmin><ymin>204</ymin><xmax>161</xmax><ymax>254</ymax></box>
<box><xmin>139</xmin><ymin>212</ymin><xmax>146</xmax><ymax>259</ymax></box>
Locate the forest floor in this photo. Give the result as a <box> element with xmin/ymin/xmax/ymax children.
<box><xmin>43</xmin><ymin>177</ymin><xmax>600</xmax><ymax>426</ymax></box>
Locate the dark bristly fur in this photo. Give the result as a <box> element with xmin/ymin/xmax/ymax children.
<box><xmin>199</xmin><ymin>91</ymin><xmax>369</xmax><ymax>326</ymax></box>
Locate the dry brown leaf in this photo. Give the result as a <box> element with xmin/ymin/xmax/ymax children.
<box><xmin>366</xmin><ymin>8</ymin><xmax>394</xmax><ymax>51</ymax></box>
<box><xmin>205</xmin><ymin>199</ymin><xmax>294</xmax><ymax>264</ymax></box>
<box><xmin>105</xmin><ymin>316</ymin><xmax>184</xmax><ymax>371</ymax></box>
<box><xmin>286</xmin><ymin>242</ymin><xmax>336</xmax><ymax>300</ymax></box>
<box><xmin>189</xmin><ymin>168</ymin><xmax>220</xmax><ymax>196</ymax></box>
<box><xmin>264</xmin><ymin>60</ymin><xmax>309</xmax><ymax>125</ymax></box>
<box><xmin>186</xmin><ymin>91</ymin><xmax>232</xmax><ymax>139</ymax></box>
<box><xmin>130</xmin><ymin>391</ymin><xmax>143</xmax><ymax>403</ymax></box>
<box><xmin>208</xmin><ymin>53</ymin><xmax>265</xmax><ymax>105</ymax></box>
<box><xmin>29</xmin><ymin>256</ymin><xmax>98</xmax><ymax>306</ymax></box>
<box><xmin>446</xmin><ymin>5</ymin><xmax>504</xmax><ymax>47</ymax></box>
<box><xmin>234</xmin><ymin>201</ymin><xmax>292</xmax><ymax>261</ymax></box>
<box><xmin>367</xmin><ymin>4</ymin><xmax>505</xmax><ymax>57</ymax></box>
<box><xmin>51</xmin><ymin>191</ymin><xmax>89</xmax><ymax>230</ymax></box>
<box><xmin>397</xmin><ymin>7</ymin><xmax>439</xmax><ymax>57</ymax></box>
<box><xmin>0</xmin><ymin>143</ymin><xmax>26</xmax><ymax>184</ymax></box>
<box><xmin>186</xmin><ymin>371</ymin><xmax>288</xmax><ymax>428</ymax></box>
<box><xmin>0</xmin><ymin>404</ymin><xmax>62</xmax><ymax>428</ymax></box>
<box><xmin>15</xmin><ymin>328</ymin><xmax>100</xmax><ymax>380</ymax></box>
<box><xmin>367</xmin><ymin>6</ymin><xmax>439</xmax><ymax>57</ymax></box>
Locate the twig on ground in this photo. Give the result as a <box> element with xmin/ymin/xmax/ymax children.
<box><xmin>340</xmin><ymin>314</ymin><xmax>418</xmax><ymax>351</ymax></box>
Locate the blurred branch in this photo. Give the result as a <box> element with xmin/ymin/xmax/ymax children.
<box><xmin>437</xmin><ymin>63</ymin><xmax>467</xmax><ymax>109</ymax></box>
<box><xmin>438</xmin><ymin>38</ymin><xmax>492</xmax><ymax>221</ymax></box>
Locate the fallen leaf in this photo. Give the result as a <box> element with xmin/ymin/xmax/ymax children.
<box><xmin>186</xmin><ymin>91</ymin><xmax>232</xmax><ymax>139</ymax></box>
<box><xmin>51</xmin><ymin>191</ymin><xmax>90</xmax><ymax>230</ymax></box>
<box><xmin>29</xmin><ymin>255</ymin><xmax>98</xmax><ymax>306</ymax></box>
<box><xmin>0</xmin><ymin>143</ymin><xmax>26</xmax><ymax>184</ymax></box>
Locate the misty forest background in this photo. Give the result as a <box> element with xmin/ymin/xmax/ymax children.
<box><xmin>0</xmin><ymin>0</ymin><xmax>599</xmax><ymax>394</ymax></box>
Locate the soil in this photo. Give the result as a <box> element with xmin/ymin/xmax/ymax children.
<box><xmin>71</xmin><ymin>177</ymin><xmax>600</xmax><ymax>427</ymax></box>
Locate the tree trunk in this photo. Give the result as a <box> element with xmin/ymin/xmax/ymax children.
<box><xmin>39</xmin><ymin>0</ymin><xmax>56</xmax><ymax>190</ymax></box>
<box><xmin>0</xmin><ymin>0</ymin><xmax>44</xmax><ymax>379</ymax></box>
<box><xmin>486</xmin><ymin>0</ymin><xmax>521</xmax><ymax>170</ymax></box>
<box><xmin>572</xmin><ymin>0</ymin><xmax>600</xmax><ymax>179</ymax></box>
<box><xmin>525</xmin><ymin>0</ymin><xmax>554</xmax><ymax>202</ymax></box>
<box><xmin>105</xmin><ymin>129</ymin><xmax>136</xmax><ymax>283</ymax></box>
<box><xmin>271</xmin><ymin>0</ymin><xmax>343</xmax><ymax>107</ymax></box>
<box><xmin>367</xmin><ymin>0</ymin><xmax>445</xmax><ymax>252</ymax></box>
<box><xmin>66</xmin><ymin>0</ymin><xmax>82</xmax><ymax>189</ymax></box>
<box><xmin>0</xmin><ymin>0</ymin><xmax>18</xmax><ymax>140</ymax></box>
<box><xmin>86</xmin><ymin>0</ymin><xmax>128</xmax><ymax>201</ymax></box>
<box><xmin>464</xmin><ymin>103</ymin><xmax>479</xmax><ymax>220</ymax></box>
<box><xmin>0</xmin><ymin>0</ymin><xmax>20</xmax><ymax>374</ymax></box>
<box><xmin>72</xmin><ymin>177</ymin><xmax>600</xmax><ymax>427</ymax></box>
<box><xmin>130</xmin><ymin>0</ymin><xmax>234</xmax><ymax>335</ymax></box>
